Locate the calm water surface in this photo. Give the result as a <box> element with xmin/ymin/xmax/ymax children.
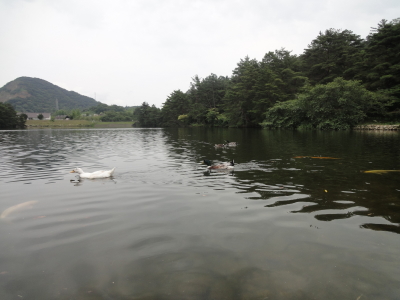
<box><xmin>0</xmin><ymin>128</ymin><xmax>399</xmax><ymax>300</ymax></box>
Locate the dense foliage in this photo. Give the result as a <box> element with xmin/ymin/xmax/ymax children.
<box><xmin>298</xmin><ymin>78</ymin><xmax>386</xmax><ymax>130</ymax></box>
<box><xmin>131</xmin><ymin>18</ymin><xmax>399</xmax><ymax>129</ymax></box>
<box><xmin>92</xmin><ymin>104</ymin><xmax>138</xmax><ymax>122</ymax></box>
<box><xmin>222</xmin><ymin>50</ymin><xmax>306</xmax><ymax>127</ymax></box>
<box><xmin>0</xmin><ymin>77</ymin><xmax>99</xmax><ymax>112</ymax></box>
<box><xmin>356</xmin><ymin>19</ymin><xmax>400</xmax><ymax>109</ymax></box>
<box><xmin>133</xmin><ymin>102</ymin><xmax>161</xmax><ymax>126</ymax></box>
<box><xmin>262</xmin><ymin>78</ymin><xmax>386</xmax><ymax>130</ymax></box>
<box><xmin>300</xmin><ymin>29</ymin><xmax>364</xmax><ymax>85</ymax></box>
<box><xmin>0</xmin><ymin>103</ymin><xmax>27</xmax><ymax>129</ymax></box>
<box><xmin>45</xmin><ymin>103</ymin><xmax>139</xmax><ymax>122</ymax></box>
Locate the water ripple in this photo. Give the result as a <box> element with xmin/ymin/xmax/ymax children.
<box><xmin>1</xmin><ymin>128</ymin><xmax>400</xmax><ymax>299</ymax></box>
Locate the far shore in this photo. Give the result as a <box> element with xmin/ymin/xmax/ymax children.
<box><xmin>25</xmin><ymin>120</ymin><xmax>400</xmax><ymax>130</ymax></box>
<box><xmin>26</xmin><ymin>120</ymin><xmax>134</xmax><ymax>128</ymax></box>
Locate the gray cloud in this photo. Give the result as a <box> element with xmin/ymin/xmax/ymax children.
<box><xmin>0</xmin><ymin>0</ymin><xmax>399</xmax><ymax>107</ymax></box>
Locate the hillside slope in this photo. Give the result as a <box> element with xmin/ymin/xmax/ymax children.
<box><xmin>0</xmin><ymin>77</ymin><xmax>100</xmax><ymax>112</ymax></box>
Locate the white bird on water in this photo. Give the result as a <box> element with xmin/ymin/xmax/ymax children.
<box><xmin>70</xmin><ymin>167</ymin><xmax>116</xmax><ymax>179</ymax></box>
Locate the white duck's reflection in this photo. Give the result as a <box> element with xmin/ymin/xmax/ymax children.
<box><xmin>70</xmin><ymin>177</ymin><xmax>117</xmax><ymax>186</ymax></box>
<box><xmin>203</xmin><ymin>169</ymin><xmax>235</xmax><ymax>176</ymax></box>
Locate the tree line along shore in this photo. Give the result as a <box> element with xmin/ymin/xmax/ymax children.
<box><xmin>1</xmin><ymin>18</ymin><xmax>399</xmax><ymax>130</ymax></box>
<box><xmin>132</xmin><ymin>18</ymin><xmax>400</xmax><ymax>130</ymax></box>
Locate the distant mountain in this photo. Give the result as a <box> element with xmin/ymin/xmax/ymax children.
<box><xmin>0</xmin><ymin>77</ymin><xmax>100</xmax><ymax>112</ymax></box>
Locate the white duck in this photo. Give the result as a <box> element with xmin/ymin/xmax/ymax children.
<box><xmin>70</xmin><ymin>167</ymin><xmax>116</xmax><ymax>179</ymax></box>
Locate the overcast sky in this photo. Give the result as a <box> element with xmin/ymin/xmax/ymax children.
<box><xmin>0</xmin><ymin>0</ymin><xmax>399</xmax><ymax>108</ymax></box>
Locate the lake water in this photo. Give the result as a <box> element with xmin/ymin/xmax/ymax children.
<box><xmin>0</xmin><ymin>128</ymin><xmax>399</xmax><ymax>300</ymax></box>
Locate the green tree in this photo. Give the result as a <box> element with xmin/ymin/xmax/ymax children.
<box><xmin>301</xmin><ymin>29</ymin><xmax>364</xmax><ymax>85</ymax></box>
<box><xmin>298</xmin><ymin>78</ymin><xmax>383</xmax><ymax>129</ymax></box>
<box><xmin>223</xmin><ymin>56</ymin><xmax>260</xmax><ymax>127</ymax></box>
<box><xmin>261</xmin><ymin>48</ymin><xmax>306</xmax><ymax>98</ymax></box>
<box><xmin>70</xmin><ymin>109</ymin><xmax>81</xmax><ymax>120</ymax></box>
<box><xmin>0</xmin><ymin>103</ymin><xmax>27</xmax><ymax>129</ymax></box>
<box><xmin>186</xmin><ymin>74</ymin><xmax>229</xmax><ymax>125</ymax></box>
<box><xmin>18</xmin><ymin>113</ymin><xmax>28</xmax><ymax>127</ymax></box>
<box><xmin>161</xmin><ymin>90</ymin><xmax>190</xmax><ymax>126</ymax></box>
<box><xmin>264</xmin><ymin>78</ymin><xmax>387</xmax><ymax>129</ymax></box>
<box><xmin>205</xmin><ymin>108</ymin><xmax>220</xmax><ymax>125</ymax></box>
<box><xmin>100</xmin><ymin>110</ymin><xmax>134</xmax><ymax>122</ymax></box>
<box><xmin>90</xmin><ymin>103</ymin><xmax>110</xmax><ymax>114</ymax></box>
<box><xmin>261</xmin><ymin>100</ymin><xmax>304</xmax><ymax>129</ymax></box>
<box><xmin>252</xmin><ymin>49</ymin><xmax>307</xmax><ymax>123</ymax></box>
<box><xmin>223</xmin><ymin>52</ymin><xmax>306</xmax><ymax>127</ymax></box>
<box><xmin>134</xmin><ymin>102</ymin><xmax>161</xmax><ymax>127</ymax></box>
<box><xmin>356</xmin><ymin>19</ymin><xmax>400</xmax><ymax>110</ymax></box>
<box><xmin>148</xmin><ymin>105</ymin><xmax>161</xmax><ymax>126</ymax></box>
<box><xmin>54</xmin><ymin>109</ymin><xmax>68</xmax><ymax>116</ymax></box>
<box><xmin>37</xmin><ymin>113</ymin><xmax>44</xmax><ymax>120</ymax></box>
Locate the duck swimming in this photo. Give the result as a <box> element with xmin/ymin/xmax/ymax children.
<box><xmin>70</xmin><ymin>167</ymin><xmax>116</xmax><ymax>179</ymax></box>
<box><xmin>203</xmin><ymin>159</ymin><xmax>234</xmax><ymax>170</ymax></box>
<box><xmin>224</xmin><ymin>140</ymin><xmax>237</xmax><ymax>147</ymax></box>
<box><xmin>214</xmin><ymin>144</ymin><xmax>226</xmax><ymax>148</ymax></box>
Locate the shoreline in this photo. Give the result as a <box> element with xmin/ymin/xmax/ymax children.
<box><xmin>353</xmin><ymin>124</ymin><xmax>399</xmax><ymax>130</ymax></box>
<box><xmin>26</xmin><ymin>120</ymin><xmax>134</xmax><ymax>129</ymax></box>
<box><xmin>24</xmin><ymin>120</ymin><xmax>400</xmax><ymax>130</ymax></box>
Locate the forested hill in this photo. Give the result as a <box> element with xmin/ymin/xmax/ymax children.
<box><xmin>0</xmin><ymin>77</ymin><xmax>100</xmax><ymax>112</ymax></box>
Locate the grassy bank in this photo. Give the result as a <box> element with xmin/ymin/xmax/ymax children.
<box><xmin>93</xmin><ymin>122</ymin><xmax>134</xmax><ymax>128</ymax></box>
<box><xmin>26</xmin><ymin>120</ymin><xmax>134</xmax><ymax>129</ymax></box>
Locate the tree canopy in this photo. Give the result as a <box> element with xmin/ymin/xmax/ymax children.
<box><xmin>356</xmin><ymin>19</ymin><xmax>400</xmax><ymax>109</ymax></box>
<box><xmin>0</xmin><ymin>103</ymin><xmax>27</xmax><ymax>129</ymax></box>
<box><xmin>147</xmin><ymin>18</ymin><xmax>400</xmax><ymax>128</ymax></box>
<box><xmin>300</xmin><ymin>29</ymin><xmax>364</xmax><ymax>85</ymax></box>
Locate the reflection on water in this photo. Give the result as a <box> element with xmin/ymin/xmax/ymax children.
<box><xmin>0</xmin><ymin>128</ymin><xmax>399</xmax><ymax>299</ymax></box>
<box><xmin>69</xmin><ymin>177</ymin><xmax>117</xmax><ymax>187</ymax></box>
